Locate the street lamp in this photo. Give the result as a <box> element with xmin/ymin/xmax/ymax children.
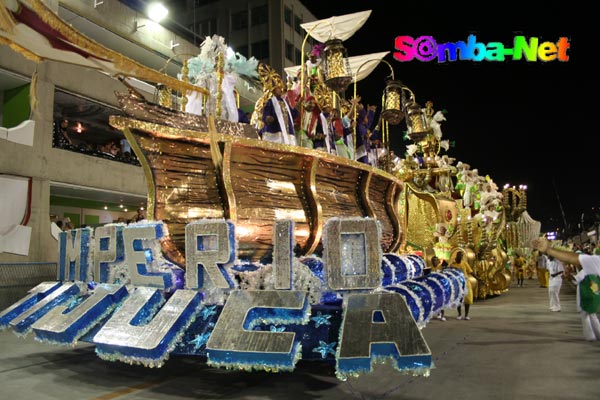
<box><xmin>380</xmin><ymin>79</ymin><xmax>404</xmax><ymax>125</ymax></box>
<box><xmin>147</xmin><ymin>2</ymin><xmax>168</xmax><ymax>23</ymax></box>
<box><xmin>403</xmin><ymin>88</ymin><xmax>432</xmax><ymax>142</ymax></box>
<box><xmin>321</xmin><ymin>39</ymin><xmax>353</xmax><ymax>92</ymax></box>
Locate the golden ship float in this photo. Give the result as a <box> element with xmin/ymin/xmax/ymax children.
<box><xmin>0</xmin><ymin>0</ymin><xmax>541</xmax><ymax>379</ymax></box>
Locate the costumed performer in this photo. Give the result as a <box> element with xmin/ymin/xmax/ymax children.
<box><xmin>535</xmin><ymin>250</ymin><xmax>549</xmax><ymax>288</ymax></box>
<box><xmin>310</xmin><ymin>82</ymin><xmax>335</xmax><ymax>154</ymax></box>
<box><xmin>331</xmin><ymin>107</ymin><xmax>351</xmax><ymax>159</ymax></box>
<box><xmin>546</xmin><ymin>255</ymin><xmax>565</xmax><ymax>312</ymax></box>
<box><xmin>296</xmin><ymin>95</ymin><xmax>319</xmax><ymax>149</ymax></box>
<box><xmin>256</xmin><ymin>64</ymin><xmax>298</xmax><ymax>145</ymax></box>
<box><xmin>514</xmin><ymin>253</ymin><xmax>526</xmax><ymax>287</ymax></box>
<box><xmin>450</xmin><ymin>250</ymin><xmax>475</xmax><ymax>320</ymax></box>
<box><xmin>261</xmin><ymin>84</ymin><xmax>298</xmax><ymax>145</ymax></box>
<box><xmin>368</xmin><ymin>118</ymin><xmax>384</xmax><ymax>167</ymax></box>
<box><xmin>354</xmin><ymin>102</ymin><xmax>376</xmax><ymax>164</ymax></box>
<box><xmin>304</xmin><ymin>44</ymin><xmax>324</xmax><ymax>95</ymax></box>
<box><xmin>532</xmin><ymin>237</ymin><xmax>600</xmax><ymax>341</ymax></box>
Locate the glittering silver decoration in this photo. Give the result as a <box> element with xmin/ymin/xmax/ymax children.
<box><xmin>292</xmin><ymin>260</ymin><xmax>326</xmax><ymax>304</ymax></box>
<box><xmin>9</xmin><ymin>282</ymin><xmax>82</xmax><ymax>336</ymax></box>
<box><xmin>31</xmin><ymin>284</ymin><xmax>129</xmax><ymax>345</ymax></box>
<box><xmin>59</xmin><ymin>228</ymin><xmax>93</xmax><ymax>282</ymax></box>
<box><xmin>236</xmin><ymin>264</ymin><xmax>274</xmax><ymax>291</ymax></box>
<box><xmin>310</xmin><ymin>311</ymin><xmax>332</xmax><ymax>328</ymax></box>
<box><xmin>341</xmin><ymin>234</ymin><xmax>367</xmax><ymax>275</ymax></box>
<box><xmin>206</xmin><ymin>290</ymin><xmax>308</xmax><ymax>371</ymax></box>
<box><xmin>313</xmin><ymin>340</ymin><xmax>337</xmax><ymax>358</ymax></box>
<box><xmin>274</xmin><ymin>220</ymin><xmax>294</xmax><ymax>290</ymax></box>
<box><xmin>110</xmin><ymin>263</ymin><xmax>131</xmax><ymax>286</ymax></box>
<box><xmin>337</xmin><ymin>293</ymin><xmax>431</xmax><ymax>378</ymax></box>
<box><xmin>408</xmin><ymin>281</ymin><xmax>436</xmax><ymax>326</ymax></box>
<box><xmin>93</xmin><ymin>225</ymin><xmax>122</xmax><ymax>283</ymax></box>
<box><xmin>324</xmin><ymin>218</ymin><xmax>383</xmax><ymax>290</ymax></box>
<box><xmin>443</xmin><ymin>268</ymin><xmax>467</xmax><ymax>306</ymax></box>
<box><xmin>123</xmin><ymin>225</ymin><xmax>169</xmax><ymax>288</ymax></box>
<box><xmin>388</xmin><ymin>283</ymin><xmax>427</xmax><ymax>328</ymax></box>
<box><xmin>0</xmin><ymin>281</ymin><xmax>62</xmax><ymax>329</ymax></box>
<box><xmin>94</xmin><ymin>287</ymin><xmax>202</xmax><ymax>367</ymax></box>
<box><xmin>402</xmin><ymin>256</ymin><xmax>417</xmax><ymax>279</ymax></box>
<box><xmin>185</xmin><ymin>220</ymin><xmax>234</xmax><ymax>289</ymax></box>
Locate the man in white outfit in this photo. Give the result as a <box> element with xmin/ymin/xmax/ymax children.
<box><xmin>546</xmin><ymin>255</ymin><xmax>564</xmax><ymax>311</ymax></box>
<box><xmin>532</xmin><ymin>238</ymin><xmax>600</xmax><ymax>341</ymax></box>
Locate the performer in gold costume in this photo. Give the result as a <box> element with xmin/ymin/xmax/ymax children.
<box><xmin>451</xmin><ymin>251</ymin><xmax>474</xmax><ymax>320</ymax></box>
<box><xmin>514</xmin><ymin>254</ymin><xmax>526</xmax><ymax>287</ymax></box>
<box><xmin>535</xmin><ymin>250</ymin><xmax>549</xmax><ymax>288</ymax></box>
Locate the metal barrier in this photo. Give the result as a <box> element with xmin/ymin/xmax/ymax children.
<box><xmin>0</xmin><ymin>262</ymin><xmax>57</xmax><ymax>310</ymax></box>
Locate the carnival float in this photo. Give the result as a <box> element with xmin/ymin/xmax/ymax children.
<box><xmin>0</xmin><ymin>0</ymin><xmax>540</xmax><ymax>380</ymax></box>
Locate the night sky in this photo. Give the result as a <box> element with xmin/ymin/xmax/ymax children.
<box><xmin>299</xmin><ymin>1</ymin><xmax>596</xmax><ymax>235</ymax></box>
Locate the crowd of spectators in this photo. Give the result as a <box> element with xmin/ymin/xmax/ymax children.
<box><xmin>52</xmin><ymin>119</ymin><xmax>140</xmax><ymax>166</ymax></box>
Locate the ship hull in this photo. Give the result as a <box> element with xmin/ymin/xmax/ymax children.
<box><xmin>110</xmin><ymin>94</ymin><xmax>404</xmax><ymax>265</ymax></box>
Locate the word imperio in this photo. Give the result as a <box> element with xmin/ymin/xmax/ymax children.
<box><xmin>393</xmin><ymin>35</ymin><xmax>571</xmax><ymax>63</ymax></box>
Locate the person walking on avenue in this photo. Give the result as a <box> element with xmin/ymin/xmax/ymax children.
<box><xmin>546</xmin><ymin>255</ymin><xmax>565</xmax><ymax>312</ymax></box>
<box><xmin>536</xmin><ymin>250</ymin><xmax>549</xmax><ymax>288</ymax></box>
<box><xmin>514</xmin><ymin>253</ymin><xmax>526</xmax><ymax>287</ymax></box>
<box><xmin>532</xmin><ymin>237</ymin><xmax>600</xmax><ymax>341</ymax></box>
<box><xmin>451</xmin><ymin>251</ymin><xmax>474</xmax><ymax>320</ymax></box>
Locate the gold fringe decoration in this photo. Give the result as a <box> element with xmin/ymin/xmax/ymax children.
<box><xmin>29</xmin><ymin>67</ymin><xmax>38</xmax><ymax>114</ymax></box>
<box><xmin>0</xmin><ymin>36</ymin><xmax>42</xmax><ymax>62</ymax></box>
<box><xmin>0</xmin><ymin>1</ymin><xmax>17</xmax><ymax>34</ymax></box>
<box><xmin>180</xmin><ymin>59</ymin><xmax>189</xmax><ymax>112</ymax></box>
<box><xmin>251</xmin><ymin>93</ymin><xmax>268</xmax><ymax>131</ymax></box>
<box><xmin>207</xmin><ymin>115</ymin><xmax>223</xmax><ymax>174</ymax></box>
<box><xmin>215</xmin><ymin>53</ymin><xmax>224</xmax><ymax>119</ymax></box>
<box><xmin>27</xmin><ymin>0</ymin><xmax>208</xmax><ymax>96</ymax></box>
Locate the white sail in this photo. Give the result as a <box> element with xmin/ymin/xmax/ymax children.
<box><xmin>284</xmin><ymin>51</ymin><xmax>390</xmax><ymax>83</ymax></box>
<box><xmin>300</xmin><ymin>10</ymin><xmax>371</xmax><ymax>42</ymax></box>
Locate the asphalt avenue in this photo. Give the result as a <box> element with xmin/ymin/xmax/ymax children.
<box><xmin>0</xmin><ymin>280</ymin><xmax>598</xmax><ymax>399</ymax></box>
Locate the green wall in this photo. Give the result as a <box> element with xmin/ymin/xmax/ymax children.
<box><xmin>63</xmin><ymin>212</ymin><xmax>80</xmax><ymax>228</ymax></box>
<box><xmin>2</xmin><ymin>84</ymin><xmax>30</xmax><ymax>128</ymax></box>
<box><xmin>84</xmin><ymin>215</ymin><xmax>100</xmax><ymax>226</ymax></box>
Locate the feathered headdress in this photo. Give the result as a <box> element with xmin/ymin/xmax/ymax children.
<box><xmin>309</xmin><ymin>42</ymin><xmax>325</xmax><ymax>58</ymax></box>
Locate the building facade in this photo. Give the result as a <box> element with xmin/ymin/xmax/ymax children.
<box><xmin>0</xmin><ymin>0</ymin><xmax>319</xmax><ymax>308</ymax></box>
<box><xmin>0</xmin><ymin>0</ymin><xmax>206</xmax><ymax>267</ymax></box>
<box><xmin>178</xmin><ymin>0</ymin><xmax>317</xmax><ymax>78</ymax></box>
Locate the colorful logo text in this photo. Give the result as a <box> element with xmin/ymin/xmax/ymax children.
<box><xmin>393</xmin><ymin>35</ymin><xmax>570</xmax><ymax>63</ymax></box>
